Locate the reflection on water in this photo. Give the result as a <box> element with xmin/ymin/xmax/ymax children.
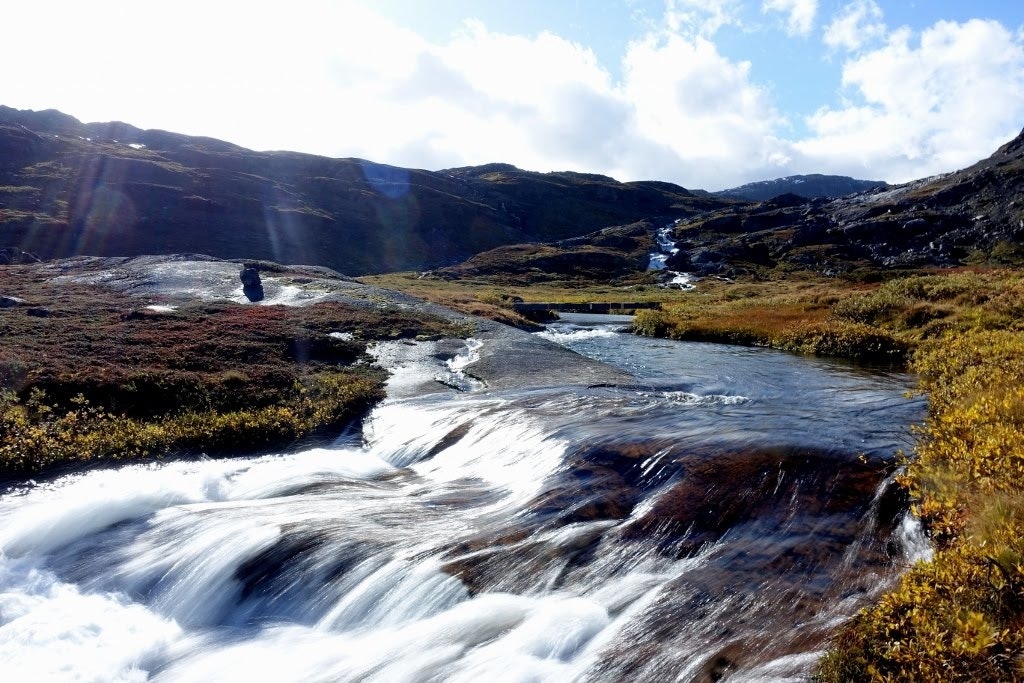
<box><xmin>0</xmin><ymin>317</ymin><xmax>926</xmax><ymax>682</ymax></box>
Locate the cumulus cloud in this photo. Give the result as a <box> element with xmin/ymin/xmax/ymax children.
<box><xmin>800</xmin><ymin>18</ymin><xmax>1024</xmax><ymax>181</ymax></box>
<box><xmin>762</xmin><ymin>0</ymin><xmax>818</xmax><ymax>37</ymax></box>
<box><xmin>824</xmin><ymin>0</ymin><xmax>887</xmax><ymax>52</ymax></box>
<box><xmin>621</xmin><ymin>34</ymin><xmax>786</xmax><ymax>180</ymax></box>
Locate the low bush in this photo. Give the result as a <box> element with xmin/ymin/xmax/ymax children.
<box><xmin>817</xmin><ymin>328</ymin><xmax>1024</xmax><ymax>681</ymax></box>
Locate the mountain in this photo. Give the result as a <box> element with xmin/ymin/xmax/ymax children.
<box><xmin>663</xmin><ymin>130</ymin><xmax>1024</xmax><ymax>277</ymax></box>
<box><xmin>0</xmin><ymin>106</ymin><xmax>732</xmax><ymax>275</ymax></box>
<box><xmin>714</xmin><ymin>174</ymin><xmax>888</xmax><ymax>202</ymax></box>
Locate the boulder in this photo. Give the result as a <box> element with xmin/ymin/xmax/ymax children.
<box><xmin>0</xmin><ymin>295</ymin><xmax>26</xmax><ymax>308</ymax></box>
<box><xmin>239</xmin><ymin>267</ymin><xmax>261</xmax><ymax>288</ymax></box>
<box><xmin>240</xmin><ymin>266</ymin><xmax>264</xmax><ymax>302</ymax></box>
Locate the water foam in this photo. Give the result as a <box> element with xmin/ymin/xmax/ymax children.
<box><xmin>0</xmin><ymin>557</ymin><xmax>180</xmax><ymax>682</ymax></box>
<box><xmin>536</xmin><ymin>327</ymin><xmax>619</xmax><ymax>344</ymax></box>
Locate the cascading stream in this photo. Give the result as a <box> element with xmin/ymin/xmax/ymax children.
<box><xmin>648</xmin><ymin>222</ymin><xmax>695</xmax><ymax>289</ymax></box>
<box><xmin>0</xmin><ymin>317</ymin><xmax>926</xmax><ymax>682</ymax></box>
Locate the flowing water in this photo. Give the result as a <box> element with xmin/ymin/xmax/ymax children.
<box><xmin>0</xmin><ymin>316</ymin><xmax>926</xmax><ymax>682</ymax></box>
<box><xmin>647</xmin><ymin>223</ymin><xmax>694</xmax><ymax>289</ymax></box>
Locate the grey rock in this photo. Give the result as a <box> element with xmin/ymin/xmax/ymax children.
<box><xmin>0</xmin><ymin>295</ymin><xmax>26</xmax><ymax>308</ymax></box>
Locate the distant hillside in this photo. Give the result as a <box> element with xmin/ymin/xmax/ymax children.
<box><xmin>0</xmin><ymin>106</ymin><xmax>732</xmax><ymax>275</ymax></box>
<box><xmin>434</xmin><ymin>220</ymin><xmax>657</xmax><ymax>283</ymax></box>
<box><xmin>663</xmin><ymin>131</ymin><xmax>1024</xmax><ymax>277</ymax></box>
<box><xmin>714</xmin><ymin>174</ymin><xmax>888</xmax><ymax>202</ymax></box>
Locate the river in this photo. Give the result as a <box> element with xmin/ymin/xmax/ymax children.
<box><xmin>0</xmin><ymin>314</ymin><xmax>926</xmax><ymax>682</ymax></box>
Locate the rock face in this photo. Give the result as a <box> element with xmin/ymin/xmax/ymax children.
<box><xmin>0</xmin><ymin>106</ymin><xmax>732</xmax><ymax>276</ymax></box>
<box><xmin>0</xmin><ymin>248</ymin><xmax>39</xmax><ymax>265</ymax></box>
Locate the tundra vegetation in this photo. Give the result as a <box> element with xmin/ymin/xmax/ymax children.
<box><xmin>0</xmin><ymin>264</ymin><xmax>465</xmax><ymax>480</ymax></box>
<box><xmin>371</xmin><ymin>265</ymin><xmax>1024</xmax><ymax>681</ymax></box>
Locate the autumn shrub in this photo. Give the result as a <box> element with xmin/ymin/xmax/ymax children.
<box><xmin>818</xmin><ymin>328</ymin><xmax>1024</xmax><ymax>681</ymax></box>
<box><xmin>0</xmin><ymin>369</ymin><xmax>386</xmax><ymax>476</ymax></box>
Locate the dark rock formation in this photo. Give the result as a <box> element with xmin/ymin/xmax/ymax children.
<box><xmin>239</xmin><ymin>266</ymin><xmax>264</xmax><ymax>302</ymax></box>
<box><xmin>0</xmin><ymin>247</ymin><xmax>39</xmax><ymax>265</ymax></box>
<box><xmin>0</xmin><ymin>295</ymin><xmax>25</xmax><ymax>308</ymax></box>
<box><xmin>239</xmin><ymin>266</ymin><xmax>261</xmax><ymax>288</ymax></box>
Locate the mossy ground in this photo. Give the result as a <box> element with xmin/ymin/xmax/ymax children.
<box><xmin>0</xmin><ymin>264</ymin><xmax>465</xmax><ymax>480</ymax></box>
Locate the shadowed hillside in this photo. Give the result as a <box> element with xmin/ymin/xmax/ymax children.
<box><xmin>0</xmin><ymin>106</ymin><xmax>732</xmax><ymax>275</ymax></box>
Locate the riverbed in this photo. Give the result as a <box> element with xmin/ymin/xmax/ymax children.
<box><xmin>0</xmin><ymin>315</ymin><xmax>926</xmax><ymax>682</ymax></box>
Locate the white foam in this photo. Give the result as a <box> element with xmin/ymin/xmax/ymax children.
<box><xmin>0</xmin><ymin>462</ymin><xmax>242</xmax><ymax>558</ymax></box>
<box><xmin>656</xmin><ymin>390</ymin><xmax>750</xmax><ymax>406</ymax></box>
<box><xmin>897</xmin><ymin>513</ymin><xmax>933</xmax><ymax>564</ymax></box>
<box><xmin>0</xmin><ymin>558</ymin><xmax>180</xmax><ymax>682</ymax></box>
<box><xmin>438</xmin><ymin>338</ymin><xmax>486</xmax><ymax>391</ymax></box>
<box><xmin>536</xmin><ymin>328</ymin><xmax>618</xmax><ymax>344</ymax></box>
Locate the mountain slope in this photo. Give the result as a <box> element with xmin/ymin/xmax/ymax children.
<box><xmin>0</xmin><ymin>106</ymin><xmax>732</xmax><ymax>275</ymax></box>
<box><xmin>714</xmin><ymin>174</ymin><xmax>888</xmax><ymax>202</ymax></box>
<box><xmin>664</xmin><ymin>130</ymin><xmax>1024</xmax><ymax>277</ymax></box>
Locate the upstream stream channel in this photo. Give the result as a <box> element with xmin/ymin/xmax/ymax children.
<box><xmin>0</xmin><ymin>313</ymin><xmax>927</xmax><ymax>682</ymax></box>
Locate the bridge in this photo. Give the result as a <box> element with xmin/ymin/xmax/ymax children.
<box><xmin>512</xmin><ymin>301</ymin><xmax>661</xmax><ymax>314</ymax></box>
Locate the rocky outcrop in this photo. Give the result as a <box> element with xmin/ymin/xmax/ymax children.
<box><xmin>0</xmin><ymin>248</ymin><xmax>39</xmax><ymax>265</ymax></box>
<box><xmin>433</xmin><ymin>220</ymin><xmax>657</xmax><ymax>282</ymax></box>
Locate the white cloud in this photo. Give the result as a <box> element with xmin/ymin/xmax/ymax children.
<box><xmin>762</xmin><ymin>0</ymin><xmax>819</xmax><ymax>37</ymax></box>
<box><xmin>663</xmin><ymin>0</ymin><xmax>743</xmax><ymax>37</ymax></box>
<box><xmin>800</xmin><ymin>19</ymin><xmax>1024</xmax><ymax>181</ymax></box>
<box><xmin>824</xmin><ymin>0</ymin><xmax>886</xmax><ymax>52</ymax></box>
<box><xmin>621</xmin><ymin>34</ymin><xmax>786</xmax><ymax>180</ymax></box>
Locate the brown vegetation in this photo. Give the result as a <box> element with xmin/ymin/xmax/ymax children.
<box><xmin>0</xmin><ymin>264</ymin><xmax>463</xmax><ymax>478</ymax></box>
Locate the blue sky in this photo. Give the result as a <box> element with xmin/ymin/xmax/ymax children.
<box><xmin>3</xmin><ymin>0</ymin><xmax>1023</xmax><ymax>189</ymax></box>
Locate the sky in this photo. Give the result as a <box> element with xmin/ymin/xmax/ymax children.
<box><xmin>3</xmin><ymin>0</ymin><xmax>1024</xmax><ymax>190</ymax></box>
